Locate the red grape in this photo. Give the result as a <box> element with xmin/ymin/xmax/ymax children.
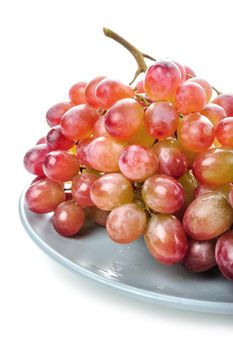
<box><xmin>43</xmin><ymin>150</ymin><xmax>80</xmax><ymax>182</ymax></box>
<box><xmin>127</xmin><ymin>123</ymin><xmax>155</xmax><ymax>148</ymax></box>
<box><xmin>85</xmin><ymin>76</ymin><xmax>106</xmax><ymax>109</ymax></box>
<box><xmin>183</xmin><ymin>192</ymin><xmax>233</xmax><ymax>240</ymax></box>
<box><xmin>46</xmin><ymin>125</ymin><xmax>74</xmax><ymax>150</ymax></box>
<box><xmin>172</xmin><ymin>61</ymin><xmax>186</xmax><ymax>82</ymax></box>
<box><xmin>144</xmin><ymin>101</ymin><xmax>179</xmax><ymax>139</ymax></box>
<box><xmin>215</xmin><ymin>230</ymin><xmax>233</xmax><ymax>280</ymax></box>
<box><xmin>36</xmin><ymin>136</ymin><xmax>46</xmax><ymax>145</ymax></box>
<box><xmin>106</xmin><ymin>203</ymin><xmax>147</xmax><ymax>244</ymax></box>
<box><xmin>175</xmin><ymin>82</ymin><xmax>206</xmax><ymax>114</ymax></box>
<box><xmin>61</xmin><ymin>104</ymin><xmax>98</xmax><ymax>141</ymax></box>
<box><xmin>201</xmin><ymin>103</ymin><xmax>227</xmax><ymax>128</ymax></box>
<box><xmin>229</xmin><ymin>186</ymin><xmax>233</xmax><ymax>208</ymax></box>
<box><xmin>183</xmin><ymin>238</ymin><xmax>216</xmax><ymax>272</ymax></box>
<box><xmin>25</xmin><ymin>178</ymin><xmax>65</xmax><ymax>213</ymax></box>
<box><xmin>177</xmin><ymin>112</ymin><xmax>215</xmax><ymax>152</ymax></box>
<box><xmin>184</xmin><ymin>65</ymin><xmax>196</xmax><ymax>80</ymax></box>
<box><xmin>119</xmin><ymin>145</ymin><xmax>159</xmax><ymax>182</ymax></box>
<box><xmin>195</xmin><ymin>183</ymin><xmax>231</xmax><ymax>198</ymax></box>
<box><xmin>93</xmin><ymin>115</ymin><xmax>109</xmax><ymax>138</ymax></box>
<box><xmin>69</xmin><ymin>82</ymin><xmax>87</xmax><ymax>105</ymax></box>
<box><xmin>144</xmin><ymin>60</ymin><xmax>181</xmax><ymax>101</ymax></box>
<box><xmin>46</xmin><ymin>101</ymin><xmax>73</xmax><ymax>127</ymax></box>
<box><xmin>215</xmin><ymin>117</ymin><xmax>233</xmax><ymax>147</ymax></box>
<box><xmin>188</xmin><ymin>77</ymin><xmax>212</xmax><ymax>103</ymax></box>
<box><xmin>86</xmin><ymin>206</ymin><xmax>110</xmax><ymax>226</ymax></box>
<box><xmin>212</xmin><ymin>93</ymin><xmax>233</xmax><ymax>117</ymax></box>
<box><xmin>142</xmin><ymin>174</ymin><xmax>185</xmax><ymax>214</ymax></box>
<box><xmin>192</xmin><ymin>147</ymin><xmax>233</xmax><ymax>186</ymax></box>
<box><xmin>76</xmin><ymin>137</ymin><xmax>92</xmax><ymax>167</ymax></box>
<box><xmin>105</xmin><ymin>98</ymin><xmax>144</xmax><ymax>140</ymax></box>
<box><xmin>90</xmin><ymin>173</ymin><xmax>134</xmax><ymax>211</ymax></box>
<box><xmin>72</xmin><ymin>173</ymin><xmax>99</xmax><ymax>207</ymax></box>
<box><xmin>52</xmin><ymin>200</ymin><xmax>85</xmax><ymax>237</ymax></box>
<box><xmin>136</xmin><ymin>79</ymin><xmax>145</xmax><ymax>93</ymax></box>
<box><xmin>144</xmin><ymin>214</ymin><xmax>188</xmax><ymax>264</ymax></box>
<box><xmin>95</xmin><ymin>78</ymin><xmax>134</xmax><ymax>109</ymax></box>
<box><xmin>24</xmin><ymin>144</ymin><xmax>50</xmax><ymax>176</ymax></box>
<box><xmin>87</xmin><ymin>136</ymin><xmax>126</xmax><ymax>172</ymax></box>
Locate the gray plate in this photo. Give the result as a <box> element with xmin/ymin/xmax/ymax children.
<box><xmin>19</xmin><ymin>190</ymin><xmax>233</xmax><ymax>314</ymax></box>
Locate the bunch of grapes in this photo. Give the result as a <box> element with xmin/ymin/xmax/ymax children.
<box><xmin>23</xmin><ymin>29</ymin><xmax>233</xmax><ymax>281</ymax></box>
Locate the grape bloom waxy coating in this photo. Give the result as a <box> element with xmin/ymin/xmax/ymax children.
<box><xmin>23</xmin><ymin>28</ymin><xmax>233</xmax><ymax>281</ymax></box>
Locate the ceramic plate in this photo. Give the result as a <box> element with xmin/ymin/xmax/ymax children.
<box><xmin>19</xmin><ymin>190</ymin><xmax>233</xmax><ymax>314</ymax></box>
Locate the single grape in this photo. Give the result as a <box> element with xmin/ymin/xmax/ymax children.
<box><xmin>119</xmin><ymin>145</ymin><xmax>159</xmax><ymax>182</ymax></box>
<box><xmin>192</xmin><ymin>147</ymin><xmax>233</xmax><ymax>186</ymax></box>
<box><xmin>215</xmin><ymin>230</ymin><xmax>233</xmax><ymax>280</ymax></box>
<box><xmin>184</xmin><ymin>65</ymin><xmax>196</xmax><ymax>80</ymax></box>
<box><xmin>85</xmin><ymin>76</ymin><xmax>106</xmax><ymax>109</ymax></box>
<box><xmin>76</xmin><ymin>137</ymin><xmax>92</xmax><ymax>167</ymax></box>
<box><xmin>215</xmin><ymin>117</ymin><xmax>233</xmax><ymax>147</ymax></box>
<box><xmin>188</xmin><ymin>77</ymin><xmax>212</xmax><ymax>103</ymax></box>
<box><xmin>93</xmin><ymin>115</ymin><xmax>110</xmax><ymax>138</ymax></box>
<box><xmin>144</xmin><ymin>101</ymin><xmax>179</xmax><ymax>139</ymax></box>
<box><xmin>25</xmin><ymin>178</ymin><xmax>65</xmax><ymax>213</ymax></box>
<box><xmin>43</xmin><ymin>150</ymin><xmax>80</xmax><ymax>182</ymax></box>
<box><xmin>46</xmin><ymin>125</ymin><xmax>74</xmax><ymax>150</ymax></box>
<box><xmin>104</xmin><ymin>98</ymin><xmax>144</xmax><ymax>140</ymax></box>
<box><xmin>142</xmin><ymin>174</ymin><xmax>185</xmax><ymax>214</ymax></box>
<box><xmin>69</xmin><ymin>82</ymin><xmax>87</xmax><ymax>105</ymax></box>
<box><xmin>135</xmin><ymin>78</ymin><xmax>145</xmax><ymax>93</ymax></box>
<box><xmin>183</xmin><ymin>192</ymin><xmax>233</xmax><ymax>240</ymax></box>
<box><xmin>127</xmin><ymin>122</ymin><xmax>155</xmax><ymax>148</ymax></box>
<box><xmin>24</xmin><ymin>144</ymin><xmax>50</xmax><ymax>176</ymax></box>
<box><xmin>195</xmin><ymin>183</ymin><xmax>231</xmax><ymax>199</ymax></box>
<box><xmin>90</xmin><ymin>173</ymin><xmax>134</xmax><ymax>211</ymax></box>
<box><xmin>61</xmin><ymin>104</ymin><xmax>98</xmax><ymax>141</ymax></box>
<box><xmin>144</xmin><ymin>60</ymin><xmax>181</xmax><ymax>101</ymax></box>
<box><xmin>36</xmin><ymin>136</ymin><xmax>46</xmax><ymax>145</ymax></box>
<box><xmin>106</xmin><ymin>203</ymin><xmax>147</xmax><ymax>244</ymax></box>
<box><xmin>183</xmin><ymin>238</ymin><xmax>216</xmax><ymax>272</ymax></box>
<box><xmin>175</xmin><ymin>82</ymin><xmax>206</xmax><ymax>114</ymax></box>
<box><xmin>52</xmin><ymin>200</ymin><xmax>85</xmax><ymax>237</ymax></box>
<box><xmin>172</xmin><ymin>61</ymin><xmax>186</xmax><ymax>82</ymax></box>
<box><xmin>144</xmin><ymin>214</ymin><xmax>188</xmax><ymax>264</ymax></box>
<box><xmin>201</xmin><ymin>103</ymin><xmax>227</xmax><ymax>128</ymax></box>
<box><xmin>177</xmin><ymin>112</ymin><xmax>215</xmax><ymax>152</ymax></box>
<box><xmin>86</xmin><ymin>136</ymin><xmax>126</xmax><ymax>172</ymax></box>
<box><xmin>86</xmin><ymin>206</ymin><xmax>110</xmax><ymax>226</ymax></box>
<box><xmin>46</xmin><ymin>101</ymin><xmax>73</xmax><ymax>127</ymax></box>
<box><xmin>95</xmin><ymin>78</ymin><xmax>134</xmax><ymax>109</ymax></box>
<box><xmin>212</xmin><ymin>93</ymin><xmax>233</xmax><ymax>117</ymax></box>
<box><xmin>151</xmin><ymin>138</ymin><xmax>188</xmax><ymax>178</ymax></box>
<box><xmin>72</xmin><ymin>173</ymin><xmax>99</xmax><ymax>207</ymax></box>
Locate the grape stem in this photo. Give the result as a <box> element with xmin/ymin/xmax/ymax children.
<box><xmin>103</xmin><ymin>27</ymin><xmax>156</xmax><ymax>84</ymax></box>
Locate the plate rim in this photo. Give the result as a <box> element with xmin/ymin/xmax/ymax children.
<box><xmin>19</xmin><ymin>190</ymin><xmax>233</xmax><ymax>314</ymax></box>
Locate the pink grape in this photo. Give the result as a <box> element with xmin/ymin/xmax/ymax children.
<box><xmin>52</xmin><ymin>200</ymin><xmax>85</xmax><ymax>237</ymax></box>
<box><xmin>183</xmin><ymin>239</ymin><xmax>216</xmax><ymax>272</ymax></box>
<box><xmin>144</xmin><ymin>101</ymin><xmax>179</xmax><ymax>139</ymax></box>
<box><xmin>229</xmin><ymin>186</ymin><xmax>233</xmax><ymax>208</ymax></box>
<box><xmin>175</xmin><ymin>82</ymin><xmax>206</xmax><ymax>114</ymax></box>
<box><xmin>136</xmin><ymin>79</ymin><xmax>145</xmax><ymax>93</ymax></box>
<box><xmin>90</xmin><ymin>173</ymin><xmax>134</xmax><ymax>211</ymax></box>
<box><xmin>128</xmin><ymin>123</ymin><xmax>155</xmax><ymax>148</ymax></box>
<box><xmin>195</xmin><ymin>183</ymin><xmax>231</xmax><ymax>199</ymax></box>
<box><xmin>104</xmin><ymin>98</ymin><xmax>144</xmax><ymax>140</ymax></box>
<box><xmin>212</xmin><ymin>93</ymin><xmax>233</xmax><ymax>117</ymax></box>
<box><xmin>106</xmin><ymin>203</ymin><xmax>147</xmax><ymax>244</ymax></box>
<box><xmin>24</xmin><ymin>144</ymin><xmax>50</xmax><ymax>176</ymax></box>
<box><xmin>85</xmin><ymin>76</ymin><xmax>106</xmax><ymax>109</ymax></box>
<box><xmin>119</xmin><ymin>145</ymin><xmax>159</xmax><ymax>182</ymax></box>
<box><xmin>184</xmin><ymin>65</ymin><xmax>196</xmax><ymax>80</ymax></box>
<box><xmin>93</xmin><ymin>115</ymin><xmax>109</xmax><ymax>138</ymax></box>
<box><xmin>46</xmin><ymin>125</ymin><xmax>74</xmax><ymax>150</ymax></box>
<box><xmin>61</xmin><ymin>104</ymin><xmax>98</xmax><ymax>141</ymax></box>
<box><xmin>144</xmin><ymin>214</ymin><xmax>188</xmax><ymax>264</ymax></box>
<box><xmin>43</xmin><ymin>150</ymin><xmax>80</xmax><ymax>182</ymax></box>
<box><xmin>172</xmin><ymin>61</ymin><xmax>186</xmax><ymax>82</ymax></box>
<box><xmin>76</xmin><ymin>137</ymin><xmax>92</xmax><ymax>167</ymax></box>
<box><xmin>188</xmin><ymin>77</ymin><xmax>212</xmax><ymax>103</ymax></box>
<box><xmin>183</xmin><ymin>192</ymin><xmax>233</xmax><ymax>240</ymax></box>
<box><xmin>25</xmin><ymin>178</ymin><xmax>65</xmax><ymax>213</ymax></box>
<box><xmin>46</xmin><ymin>101</ymin><xmax>73</xmax><ymax>127</ymax></box>
<box><xmin>152</xmin><ymin>138</ymin><xmax>188</xmax><ymax>178</ymax></box>
<box><xmin>86</xmin><ymin>206</ymin><xmax>110</xmax><ymax>226</ymax></box>
<box><xmin>178</xmin><ymin>170</ymin><xmax>197</xmax><ymax>209</ymax></box>
<box><xmin>142</xmin><ymin>174</ymin><xmax>185</xmax><ymax>214</ymax></box>
<box><xmin>215</xmin><ymin>230</ymin><xmax>233</xmax><ymax>280</ymax></box>
<box><xmin>177</xmin><ymin>112</ymin><xmax>215</xmax><ymax>152</ymax></box>
<box><xmin>192</xmin><ymin>147</ymin><xmax>233</xmax><ymax>186</ymax></box>
<box><xmin>144</xmin><ymin>60</ymin><xmax>181</xmax><ymax>101</ymax></box>
<box><xmin>201</xmin><ymin>103</ymin><xmax>227</xmax><ymax>128</ymax></box>
<box><xmin>215</xmin><ymin>117</ymin><xmax>233</xmax><ymax>147</ymax></box>
<box><xmin>36</xmin><ymin>136</ymin><xmax>46</xmax><ymax>145</ymax></box>
<box><xmin>87</xmin><ymin>136</ymin><xmax>126</xmax><ymax>172</ymax></box>
<box><xmin>95</xmin><ymin>78</ymin><xmax>134</xmax><ymax>109</ymax></box>
<box><xmin>72</xmin><ymin>173</ymin><xmax>99</xmax><ymax>207</ymax></box>
<box><xmin>69</xmin><ymin>82</ymin><xmax>87</xmax><ymax>105</ymax></box>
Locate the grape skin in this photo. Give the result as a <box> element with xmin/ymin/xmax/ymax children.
<box><xmin>215</xmin><ymin>117</ymin><xmax>233</xmax><ymax>147</ymax></box>
<box><xmin>201</xmin><ymin>103</ymin><xmax>227</xmax><ymax>128</ymax></box>
<box><xmin>69</xmin><ymin>82</ymin><xmax>87</xmax><ymax>105</ymax></box>
<box><xmin>72</xmin><ymin>173</ymin><xmax>99</xmax><ymax>208</ymax></box>
<box><xmin>215</xmin><ymin>230</ymin><xmax>233</xmax><ymax>280</ymax></box>
<box><xmin>24</xmin><ymin>144</ymin><xmax>50</xmax><ymax>176</ymax></box>
<box><xmin>212</xmin><ymin>93</ymin><xmax>233</xmax><ymax>117</ymax></box>
<box><xmin>46</xmin><ymin>101</ymin><xmax>73</xmax><ymax>127</ymax></box>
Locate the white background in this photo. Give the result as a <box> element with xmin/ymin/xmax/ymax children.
<box><xmin>1</xmin><ymin>0</ymin><xmax>233</xmax><ymax>349</ymax></box>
